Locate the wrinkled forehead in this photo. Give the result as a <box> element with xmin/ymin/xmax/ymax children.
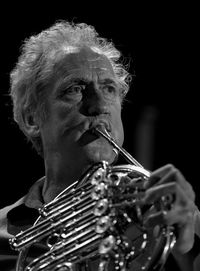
<box><xmin>53</xmin><ymin>46</ymin><xmax>116</xmax><ymax>80</ymax></box>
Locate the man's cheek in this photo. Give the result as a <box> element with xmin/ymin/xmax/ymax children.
<box><xmin>117</xmin><ymin>129</ymin><xmax>124</xmax><ymax>147</ymax></box>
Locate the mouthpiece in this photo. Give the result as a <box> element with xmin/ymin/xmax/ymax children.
<box><xmin>93</xmin><ymin>126</ymin><xmax>144</xmax><ymax>168</ymax></box>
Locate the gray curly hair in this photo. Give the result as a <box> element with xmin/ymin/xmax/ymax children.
<box><xmin>10</xmin><ymin>20</ymin><xmax>131</xmax><ymax>156</ymax></box>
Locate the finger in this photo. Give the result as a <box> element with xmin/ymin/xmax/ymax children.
<box><xmin>157</xmin><ymin>168</ymin><xmax>195</xmax><ymax>201</ymax></box>
<box><xmin>173</xmin><ymin>214</ymin><xmax>195</xmax><ymax>254</ymax></box>
<box><xmin>145</xmin><ymin>165</ymin><xmax>195</xmax><ymax>201</ymax></box>
<box><xmin>143</xmin><ymin>210</ymin><xmax>166</xmax><ymax>228</ymax></box>
<box><xmin>165</xmin><ymin>207</ymin><xmax>194</xmax><ymax>225</ymax></box>
<box><xmin>143</xmin><ymin>182</ymin><xmax>177</xmax><ymax>205</ymax></box>
<box><xmin>143</xmin><ymin>182</ymin><xmax>194</xmax><ymax>210</ymax></box>
<box><xmin>145</xmin><ymin>164</ymin><xmax>175</xmax><ymax>189</ymax></box>
<box><xmin>152</xmin><ymin>209</ymin><xmax>195</xmax><ymax>253</ymax></box>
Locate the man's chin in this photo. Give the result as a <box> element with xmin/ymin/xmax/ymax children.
<box><xmin>84</xmin><ymin>147</ymin><xmax>115</xmax><ymax>165</ymax></box>
<box><xmin>79</xmin><ymin>138</ymin><xmax>114</xmax><ymax>163</ymax></box>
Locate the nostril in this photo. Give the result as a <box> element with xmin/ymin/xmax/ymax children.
<box><xmin>89</xmin><ymin>107</ymin><xmax>108</xmax><ymax>116</ymax></box>
<box><xmin>81</xmin><ymin>101</ymin><xmax>110</xmax><ymax>116</ymax></box>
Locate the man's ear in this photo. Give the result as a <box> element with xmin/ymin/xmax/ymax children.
<box><xmin>22</xmin><ymin>109</ymin><xmax>40</xmax><ymax>137</ymax></box>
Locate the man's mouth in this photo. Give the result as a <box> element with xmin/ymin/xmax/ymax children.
<box><xmin>89</xmin><ymin>120</ymin><xmax>111</xmax><ymax>133</ymax></box>
<box><xmin>77</xmin><ymin>129</ymin><xmax>102</xmax><ymax>146</ymax></box>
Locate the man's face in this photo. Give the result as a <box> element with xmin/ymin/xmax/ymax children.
<box><xmin>39</xmin><ymin>47</ymin><xmax>124</xmax><ymax>168</ymax></box>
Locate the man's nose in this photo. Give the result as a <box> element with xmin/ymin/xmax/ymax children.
<box><xmin>81</xmin><ymin>89</ymin><xmax>110</xmax><ymax>116</ymax></box>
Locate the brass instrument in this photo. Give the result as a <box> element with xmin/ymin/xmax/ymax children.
<box><xmin>10</xmin><ymin>126</ymin><xmax>176</xmax><ymax>271</ymax></box>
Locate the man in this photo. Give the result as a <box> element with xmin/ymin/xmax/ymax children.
<box><xmin>0</xmin><ymin>20</ymin><xmax>199</xmax><ymax>271</ymax></box>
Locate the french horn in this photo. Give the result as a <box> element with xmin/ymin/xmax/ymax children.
<box><xmin>10</xmin><ymin>126</ymin><xmax>176</xmax><ymax>271</ymax></box>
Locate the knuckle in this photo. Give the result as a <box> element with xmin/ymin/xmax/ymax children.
<box><xmin>166</xmin><ymin>163</ymin><xmax>176</xmax><ymax>171</ymax></box>
<box><xmin>171</xmin><ymin>168</ymin><xmax>179</xmax><ymax>178</ymax></box>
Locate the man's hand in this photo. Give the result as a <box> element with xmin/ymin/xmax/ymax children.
<box><xmin>142</xmin><ymin>164</ymin><xmax>196</xmax><ymax>254</ymax></box>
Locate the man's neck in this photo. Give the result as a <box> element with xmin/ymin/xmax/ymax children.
<box><xmin>42</xmin><ymin>157</ymin><xmax>92</xmax><ymax>203</ymax></box>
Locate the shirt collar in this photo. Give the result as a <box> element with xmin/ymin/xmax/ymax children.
<box><xmin>24</xmin><ymin>176</ymin><xmax>46</xmax><ymax>209</ymax></box>
<box><xmin>7</xmin><ymin>176</ymin><xmax>46</xmax><ymax>235</ymax></box>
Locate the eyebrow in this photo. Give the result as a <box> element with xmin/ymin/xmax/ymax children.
<box><xmin>55</xmin><ymin>77</ymin><xmax>87</xmax><ymax>93</ymax></box>
<box><xmin>99</xmin><ymin>78</ymin><xmax>118</xmax><ymax>86</ymax></box>
<box><xmin>56</xmin><ymin>77</ymin><xmax>118</xmax><ymax>91</ymax></box>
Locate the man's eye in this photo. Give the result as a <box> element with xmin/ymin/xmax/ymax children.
<box><xmin>103</xmin><ymin>85</ymin><xmax>117</xmax><ymax>94</ymax></box>
<box><xmin>108</xmin><ymin>85</ymin><xmax>116</xmax><ymax>92</ymax></box>
<box><xmin>66</xmin><ymin>85</ymin><xmax>85</xmax><ymax>95</ymax></box>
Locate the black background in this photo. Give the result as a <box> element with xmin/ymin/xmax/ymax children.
<box><xmin>0</xmin><ymin>4</ymin><xmax>199</xmax><ymax>210</ymax></box>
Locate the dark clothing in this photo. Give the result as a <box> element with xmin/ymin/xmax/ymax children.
<box><xmin>0</xmin><ymin>177</ymin><xmax>45</xmax><ymax>271</ymax></box>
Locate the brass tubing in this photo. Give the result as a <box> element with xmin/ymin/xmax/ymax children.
<box><xmin>27</xmin><ymin>219</ymin><xmax>98</xmax><ymax>270</ymax></box>
<box><xmin>41</xmin><ymin>181</ymin><xmax>92</xmax><ymax>215</ymax></box>
<box><xmin>11</xmin><ymin>187</ymin><xmax>92</xmax><ymax>247</ymax></box>
<box><xmin>29</xmin><ymin>235</ymin><xmax>101</xmax><ymax>271</ymax></box>
<box><xmin>11</xmin><ymin>184</ymin><xmax>95</xmax><ymax>249</ymax></box>
<box><xmin>41</xmin><ymin>186</ymin><xmax>93</xmax><ymax>217</ymax></box>
<box><xmin>11</xmin><ymin>200</ymin><xmax>96</xmax><ymax>250</ymax></box>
